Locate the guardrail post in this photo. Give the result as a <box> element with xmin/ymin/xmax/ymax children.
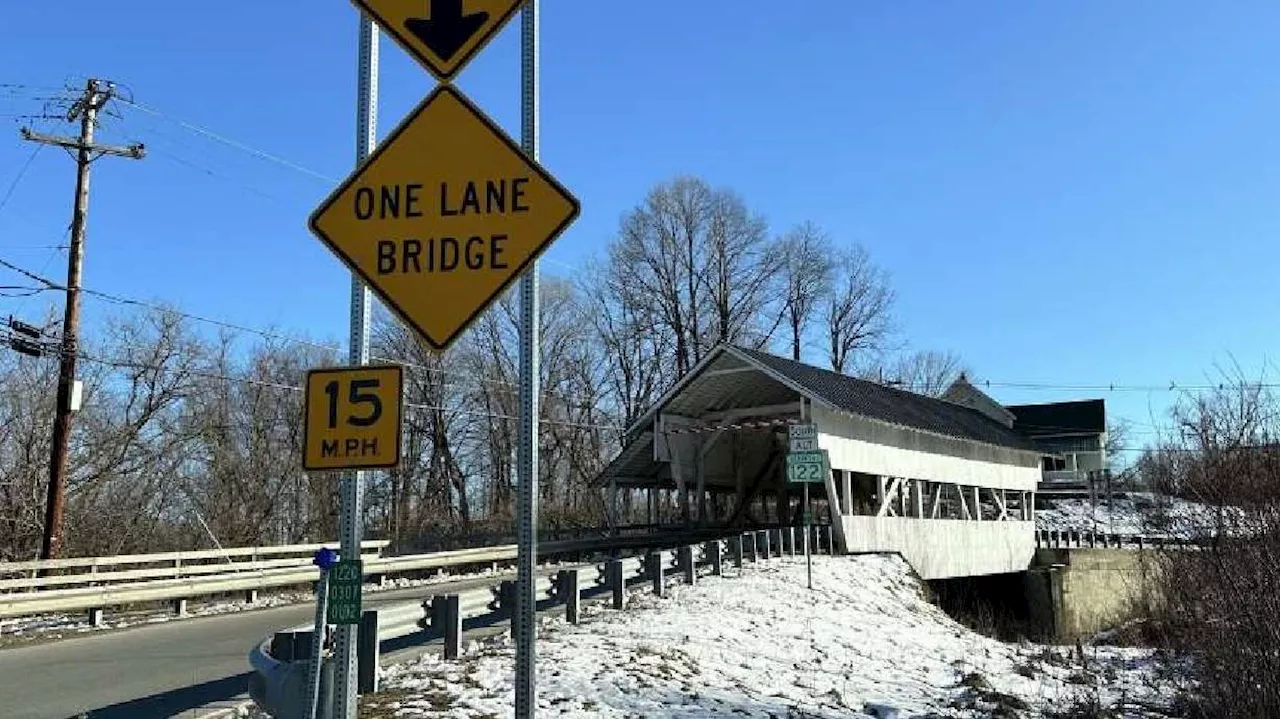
<box><xmin>707</xmin><ymin>540</ymin><xmax>723</xmax><ymax>576</ymax></box>
<box><xmin>1088</xmin><ymin>531</ymin><xmax>1096</xmax><ymax>548</ymax></box>
<box><xmin>499</xmin><ymin>580</ymin><xmax>516</xmax><ymax>619</ymax></box>
<box><xmin>560</xmin><ymin>569</ymin><xmax>582</xmax><ymax>625</ymax></box>
<box><xmin>432</xmin><ymin>595</ymin><xmax>462</xmax><ymax>660</ymax></box>
<box><xmin>1136</xmin><ymin>536</ymin><xmax>1144</xmax><ymax>551</ymax></box>
<box><xmin>607</xmin><ymin>559</ymin><xmax>625</xmax><ymax>609</ymax></box>
<box><xmin>679</xmin><ymin>546</ymin><xmax>696</xmax><ymax>585</ymax></box>
<box><xmin>172</xmin><ymin>598</ymin><xmax>187</xmax><ymax>617</ymax></box>
<box><xmin>87</xmin><ymin>607</ymin><xmax>104</xmax><ymax>628</ymax></box>
<box><xmin>648</xmin><ymin>551</ymin><xmax>665</xmax><ymax>597</ymax></box>
<box><xmin>731</xmin><ymin>536</ymin><xmax>744</xmax><ymax>569</ymax></box>
<box><xmin>358</xmin><ymin>609</ymin><xmax>379</xmax><ymax>694</ymax></box>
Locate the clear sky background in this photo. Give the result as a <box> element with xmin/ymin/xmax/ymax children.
<box><xmin>3</xmin><ymin>1</ymin><xmax>1280</xmax><ymax>460</ymax></box>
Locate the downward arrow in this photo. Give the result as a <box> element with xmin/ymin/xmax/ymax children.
<box><xmin>405</xmin><ymin>0</ymin><xmax>490</xmax><ymax>61</ymax></box>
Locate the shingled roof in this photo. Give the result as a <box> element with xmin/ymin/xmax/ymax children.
<box><xmin>733</xmin><ymin>347</ymin><xmax>1039</xmax><ymax>452</ymax></box>
<box><xmin>1007</xmin><ymin>400</ymin><xmax>1106</xmax><ymax>437</ymax></box>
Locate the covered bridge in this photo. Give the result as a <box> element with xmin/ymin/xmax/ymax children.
<box><xmin>594</xmin><ymin>345</ymin><xmax>1060</xmax><ymax>579</ymax></box>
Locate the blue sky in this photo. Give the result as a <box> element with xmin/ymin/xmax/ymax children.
<box><xmin>3</xmin><ymin>1</ymin><xmax>1280</xmax><ymax>456</ymax></box>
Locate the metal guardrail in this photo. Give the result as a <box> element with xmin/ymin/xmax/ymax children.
<box><xmin>0</xmin><ymin>540</ymin><xmax>392</xmax><ymax>577</ymax></box>
<box><xmin>1034</xmin><ymin>528</ymin><xmax>1201</xmax><ymax>550</ymax></box>
<box><xmin>249</xmin><ymin>525</ymin><xmax>836</xmax><ymax>718</ymax></box>
<box><xmin>0</xmin><ymin>526</ymin><xmax>778</xmax><ymax>622</ymax></box>
<box><xmin>0</xmin><ymin>542</ymin><xmax>510</xmax><ymax>621</ymax></box>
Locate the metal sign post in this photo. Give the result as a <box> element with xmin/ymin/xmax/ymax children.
<box><xmin>515</xmin><ymin>3</ymin><xmax>540</xmax><ymax>717</ymax></box>
<box><xmin>790</xmin><ymin>417</ymin><xmax>818</xmax><ymax>590</ymax></box>
<box><xmin>309</xmin><ymin>4</ymin><xmax>576</xmax><ymax>715</ymax></box>
<box><xmin>333</xmin><ymin>12</ymin><xmax>378</xmax><ymax>719</ymax></box>
<box><xmin>803</xmin><ymin>482</ymin><xmax>812</xmax><ymax>589</ymax></box>
<box><xmin>305</xmin><ymin>548</ymin><xmax>340</xmax><ymax>719</ymax></box>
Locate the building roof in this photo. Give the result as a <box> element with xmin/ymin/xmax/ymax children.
<box><xmin>1006</xmin><ymin>399</ymin><xmax>1106</xmax><ymax>437</ymax></box>
<box><xmin>733</xmin><ymin>347</ymin><xmax>1039</xmax><ymax>452</ymax></box>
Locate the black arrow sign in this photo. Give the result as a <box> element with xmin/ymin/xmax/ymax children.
<box><xmin>405</xmin><ymin>0</ymin><xmax>490</xmax><ymax>62</ymax></box>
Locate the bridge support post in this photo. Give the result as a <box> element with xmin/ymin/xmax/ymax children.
<box><xmin>432</xmin><ymin>595</ymin><xmax>462</xmax><ymax>660</ymax></box>
<box><xmin>730</xmin><ymin>536</ymin><xmax>743</xmax><ymax>569</ymax></box>
<box><xmin>649</xmin><ymin>551</ymin><xmax>665</xmax><ymax>597</ymax></box>
<box><xmin>824</xmin><ymin>524</ymin><xmax>833</xmax><ymax>554</ymax></box>
<box><xmin>607</xmin><ymin>559</ymin><xmax>625</xmax><ymax>609</ymax></box>
<box><xmin>171</xmin><ymin>598</ymin><xmax>187</xmax><ymax>617</ymax></box>
<box><xmin>560</xmin><ymin>569</ymin><xmax>582</xmax><ymax>625</ymax></box>
<box><xmin>87</xmin><ymin>607</ymin><xmax>104</xmax><ymax>628</ymax></box>
<box><xmin>679</xmin><ymin>546</ymin><xmax>696</xmax><ymax>585</ymax></box>
<box><xmin>757</xmin><ymin>531</ymin><xmax>769</xmax><ymax>559</ymax></box>
<box><xmin>358</xmin><ymin>609</ymin><xmax>379</xmax><ymax>693</ymax></box>
<box><xmin>745</xmin><ymin>532</ymin><xmax>758</xmax><ymax>562</ymax></box>
<box><xmin>244</xmin><ymin>589</ymin><xmax>259</xmax><ymax>604</ymax></box>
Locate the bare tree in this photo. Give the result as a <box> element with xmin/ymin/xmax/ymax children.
<box><xmin>865</xmin><ymin>350</ymin><xmax>967</xmax><ymax>397</ymax></box>
<box><xmin>824</xmin><ymin>245</ymin><xmax>894</xmax><ymax>373</ymax></box>
<box><xmin>1140</xmin><ymin>372</ymin><xmax>1280</xmax><ymax>717</ymax></box>
<box><xmin>610</xmin><ymin>176</ymin><xmax>777</xmax><ymax>376</ymax></box>
<box><xmin>777</xmin><ymin>222</ymin><xmax>834</xmax><ymax>361</ymax></box>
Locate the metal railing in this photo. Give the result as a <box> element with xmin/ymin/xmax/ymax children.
<box><xmin>1034</xmin><ymin>528</ymin><xmax>1201</xmax><ymax>550</ymax></box>
<box><xmin>0</xmin><ymin>525</ymin><xmax>789</xmax><ymax>622</ymax></box>
<box><xmin>248</xmin><ymin>525</ymin><xmax>835</xmax><ymax>718</ymax></box>
<box><xmin>0</xmin><ymin>541</ymin><xmax>393</xmax><ymax>593</ymax></box>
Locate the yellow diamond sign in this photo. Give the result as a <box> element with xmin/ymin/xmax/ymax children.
<box><xmin>309</xmin><ymin>85</ymin><xmax>580</xmax><ymax>350</ymax></box>
<box><xmin>353</xmin><ymin>0</ymin><xmax>524</xmax><ymax>81</ymax></box>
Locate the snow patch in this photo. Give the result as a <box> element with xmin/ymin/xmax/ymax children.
<box><xmin>1036</xmin><ymin>491</ymin><xmax>1225</xmax><ymax>539</ymax></box>
<box><xmin>370</xmin><ymin>555</ymin><xmax>1177</xmax><ymax>718</ymax></box>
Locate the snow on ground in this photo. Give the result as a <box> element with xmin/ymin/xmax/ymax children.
<box><xmin>368</xmin><ymin>555</ymin><xmax>1176</xmax><ymax>719</ymax></box>
<box><xmin>1036</xmin><ymin>491</ymin><xmax>1224</xmax><ymax>538</ymax></box>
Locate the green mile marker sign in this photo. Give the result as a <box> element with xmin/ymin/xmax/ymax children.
<box><xmin>326</xmin><ymin>559</ymin><xmax>363</xmax><ymax>625</ymax></box>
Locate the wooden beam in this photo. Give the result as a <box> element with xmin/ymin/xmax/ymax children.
<box><xmin>700</xmin><ymin>402</ymin><xmax>801</xmax><ymax>423</ymax></box>
<box><xmin>992</xmin><ymin>488</ymin><xmax>1008</xmax><ymax>521</ymax></box>
<box><xmin>877</xmin><ymin>477</ymin><xmax>902</xmax><ymax>517</ymax></box>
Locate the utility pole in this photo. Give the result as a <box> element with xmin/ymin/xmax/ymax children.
<box><xmin>21</xmin><ymin>78</ymin><xmax>144</xmax><ymax>560</ymax></box>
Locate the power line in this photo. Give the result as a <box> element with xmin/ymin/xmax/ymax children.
<box><xmin>0</xmin><ymin>144</ymin><xmax>42</xmax><ymax>215</ymax></box>
<box><xmin>66</xmin><ymin>347</ymin><xmax>622</xmax><ymax>432</ymax></box>
<box><xmin>116</xmin><ymin>98</ymin><xmax>335</xmax><ymax>183</ymax></box>
<box><xmin>0</xmin><ymin>256</ymin><xmax>58</xmax><ymax>288</ymax></box>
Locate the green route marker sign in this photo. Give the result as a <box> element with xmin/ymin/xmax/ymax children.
<box><xmin>786</xmin><ymin>450</ymin><xmax>829</xmax><ymax>485</ymax></box>
<box><xmin>326</xmin><ymin>559</ymin><xmax>363</xmax><ymax>625</ymax></box>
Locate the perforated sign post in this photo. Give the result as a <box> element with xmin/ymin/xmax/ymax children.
<box><xmin>316</xmin><ymin>2</ymin><xmax>572</xmax><ymax>716</ymax></box>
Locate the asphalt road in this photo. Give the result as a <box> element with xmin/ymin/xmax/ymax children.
<box><xmin>0</xmin><ymin>578</ymin><xmax>503</xmax><ymax>719</ymax></box>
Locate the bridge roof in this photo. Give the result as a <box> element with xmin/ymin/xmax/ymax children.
<box><xmin>733</xmin><ymin>347</ymin><xmax>1039</xmax><ymax>452</ymax></box>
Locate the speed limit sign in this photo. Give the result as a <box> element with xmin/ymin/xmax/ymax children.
<box><xmin>302</xmin><ymin>365</ymin><xmax>403</xmax><ymax>471</ymax></box>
